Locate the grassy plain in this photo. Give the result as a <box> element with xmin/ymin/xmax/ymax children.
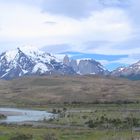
<box><xmin>0</xmin><ymin>76</ymin><xmax>140</xmax><ymax>139</ymax></box>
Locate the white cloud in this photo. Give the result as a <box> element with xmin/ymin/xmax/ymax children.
<box><xmin>1</xmin><ymin>0</ymin><xmax>140</xmax><ymax>69</ymax></box>
<box><xmin>42</xmin><ymin>0</ymin><xmax>129</xmax><ymax>19</ymax></box>
<box><xmin>99</xmin><ymin>54</ymin><xmax>140</xmax><ymax>70</ymax></box>
<box><xmin>0</xmin><ymin>0</ymin><xmax>137</xmax><ymax>59</ymax></box>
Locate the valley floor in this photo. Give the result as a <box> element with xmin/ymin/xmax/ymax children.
<box><xmin>0</xmin><ymin>103</ymin><xmax>140</xmax><ymax>140</ymax></box>
<box><xmin>0</xmin><ymin>76</ymin><xmax>140</xmax><ymax>139</ymax></box>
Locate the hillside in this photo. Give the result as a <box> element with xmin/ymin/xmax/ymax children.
<box><xmin>0</xmin><ymin>76</ymin><xmax>140</xmax><ymax>106</ymax></box>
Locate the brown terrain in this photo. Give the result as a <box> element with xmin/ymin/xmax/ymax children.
<box><xmin>0</xmin><ymin>75</ymin><xmax>140</xmax><ymax>106</ymax></box>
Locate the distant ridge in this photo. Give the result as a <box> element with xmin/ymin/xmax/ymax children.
<box><xmin>0</xmin><ymin>46</ymin><xmax>75</xmax><ymax>79</ymax></box>
<box><xmin>111</xmin><ymin>61</ymin><xmax>140</xmax><ymax>80</ymax></box>
<box><xmin>0</xmin><ymin>46</ymin><xmax>108</xmax><ymax>80</ymax></box>
<box><xmin>0</xmin><ymin>46</ymin><xmax>140</xmax><ymax>80</ymax></box>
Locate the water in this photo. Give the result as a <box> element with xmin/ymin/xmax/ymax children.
<box><xmin>0</xmin><ymin>108</ymin><xmax>54</xmax><ymax>123</ymax></box>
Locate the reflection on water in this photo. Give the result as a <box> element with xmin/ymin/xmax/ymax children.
<box><xmin>0</xmin><ymin>108</ymin><xmax>54</xmax><ymax>123</ymax></box>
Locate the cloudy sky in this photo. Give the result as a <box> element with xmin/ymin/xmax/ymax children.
<box><xmin>0</xmin><ymin>0</ymin><xmax>140</xmax><ymax>70</ymax></box>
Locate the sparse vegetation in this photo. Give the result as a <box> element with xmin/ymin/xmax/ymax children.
<box><xmin>85</xmin><ymin>116</ymin><xmax>140</xmax><ymax>129</ymax></box>
<box><xmin>0</xmin><ymin>76</ymin><xmax>140</xmax><ymax>140</ymax></box>
<box><xmin>0</xmin><ymin>114</ymin><xmax>6</xmax><ymax>120</ymax></box>
<box><xmin>43</xmin><ymin>133</ymin><xmax>57</xmax><ymax>140</ymax></box>
<box><xmin>0</xmin><ymin>103</ymin><xmax>139</xmax><ymax>139</ymax></box>
<box><xmin>0</xmin><ymin>76</ymin><xmax>140</xmax><ymax>106</ymax></box>
<box><xmin>9</xmin><ymin>133</ymin><xmax>33</xmax><ymax>140</ymax></box>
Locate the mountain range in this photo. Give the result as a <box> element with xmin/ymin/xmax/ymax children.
<box><xmin>0</xmin><ymin>47</ymin><xmax>75</xmax><ymax>79</ymax></box>
<box><xmin>0</xmin><ymin>46</ymin><xmax>140</xmax><ymax>80</ymax></box>
<box><xmin>111</xmin><ymin>61</ymin><xmax>140</xmax><ymax>80</ymax></box>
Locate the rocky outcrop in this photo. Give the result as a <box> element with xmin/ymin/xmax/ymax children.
<box><xmin>63</xmin><ymin>55</ymin><xmax>109</xmax><ymax>75</ymax></box>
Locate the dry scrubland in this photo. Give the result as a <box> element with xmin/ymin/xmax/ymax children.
<box><xmin>0</xmin><ymin>76</ymin><xmax>140</xmax><ymax>140</ymax></box>
<box><xmin>0</xmin><ymin>75</ymin><xmax>140</xmax><ymax>106</ymax></box>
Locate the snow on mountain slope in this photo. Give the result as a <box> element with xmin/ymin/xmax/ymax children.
<box><xmin>4</xmin><ymin>50</ymin><xmax>18</xmax><ymax>62</ymax></box>
<box><xmin>32</xmin><ymin>63</ymin><xmax>49</xmax><ymax>74</ymax></box>
<box><xmin>19</xmin><ymin>46</ymin><xmax>59</xmax><ymax>63</ymax></box>
<box><xmin>0</xmin><ymin>46</ymin><xmax>75</xmax><ymax>79</ymax></box>
<box><xmin>111</xmin><ymin>61</ymin><xmax>140</xmax><ymax>79</ymax></box>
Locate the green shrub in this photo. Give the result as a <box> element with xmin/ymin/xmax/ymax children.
<box><xmin>0</xmin><ymin>114</ymin><xmax>6</xmax><ymax>119</ymax></box>
<box><xmin>44</xmin><ymin>133</ymin><xmax>58</xmax><ymax>140</ymax></box>
<box><xmin>9</xmin><ymin>133</ymin><xmax>33</xmax><ymax>140</ymax></box>
<box><xmin>86</xmin><ymin>116</ymin><xmax>140</xmax><ymax>129</ymax></box>
<box><xmin>85</xmin><ymin>120</ymin><xmax>95</xmax><ymax>128</ymax></box>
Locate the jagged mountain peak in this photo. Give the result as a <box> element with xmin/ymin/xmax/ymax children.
<box><xmin>2</xmin><ymin>46</ymin><xmax>37</xmax><ymax>62</ymax></box>
<box><xmin>4</xmin><ymin>46</ymin><xmax>59</xmax><ymax>63</ymax></box>
<box><xmin>18</xmin><ymin>46</ymin><xmax>41</xmax><ymax>57</ymax></box>
<box><xmin>0</xmin><ymin>46</ymin><xmax>75</xmax><ymax>79</ymax></box>
<box><xmin>3</xmin><ymin>49</ymin><xmax>18</xmax><ymax>62</ymax></box>
<box><xmin>111</xmin><ymin>60</ymin><xmax>140</xmax><ymax>80</ymax></box>
<box><xmin>63</xmin><ymin>56</ymin><xmax>109</xmax><ymax>75</ymax></box>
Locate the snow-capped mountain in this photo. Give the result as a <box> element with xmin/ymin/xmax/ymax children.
<box><xmin>111</xmin><ymin>66</ymin><xmax>126</xmax><ymax>77</ymax></box>
<box><xmin>111</xmin><ymin>61</ymin><xmax>140</xmax><ymax>80</ymax></box>
<box><xmin>63</xmin><ymin>55</ymin><xmax>109</xmax><ymax>75</ymax></box>
<box><xmin>0</xmin><ymin>46</ymin><xmax>75</xmax><ymax>79</ymax></box>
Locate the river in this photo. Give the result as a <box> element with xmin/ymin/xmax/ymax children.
<box><xmin>0</xmin><ymin>108</ymin><xmax>54</xmax><ymax>123</ymax></box>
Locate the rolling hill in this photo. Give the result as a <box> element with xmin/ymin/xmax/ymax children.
<box><xmin>0</xmin><ymin>75</ymin><xmax>140</xmax><ymax>106</ymax></box>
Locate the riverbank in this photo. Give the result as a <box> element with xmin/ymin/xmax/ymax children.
<box><xmin>0</xmin><ymin>103</ymin><xmax>140</xmax><ymax>140</ymax></box>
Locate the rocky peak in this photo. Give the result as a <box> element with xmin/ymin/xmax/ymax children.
<box><xmin>111</xmin><ymin>60</ymin><xmax>140</xmax><ymax>80</ymax></box>
<box><xmin>0</xmin><ymin>47</ymin><xmax>75</xmax><ymax>79</ymax></box>
<box><xmin>63</xmin><ymin>55</ymin><xmax>70</xmax><ymax>66</ymax></box>
<box><xmin>63</xmin><ymin>56</ymin><xmax>109</xmax><ymax>75</ymax></box>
